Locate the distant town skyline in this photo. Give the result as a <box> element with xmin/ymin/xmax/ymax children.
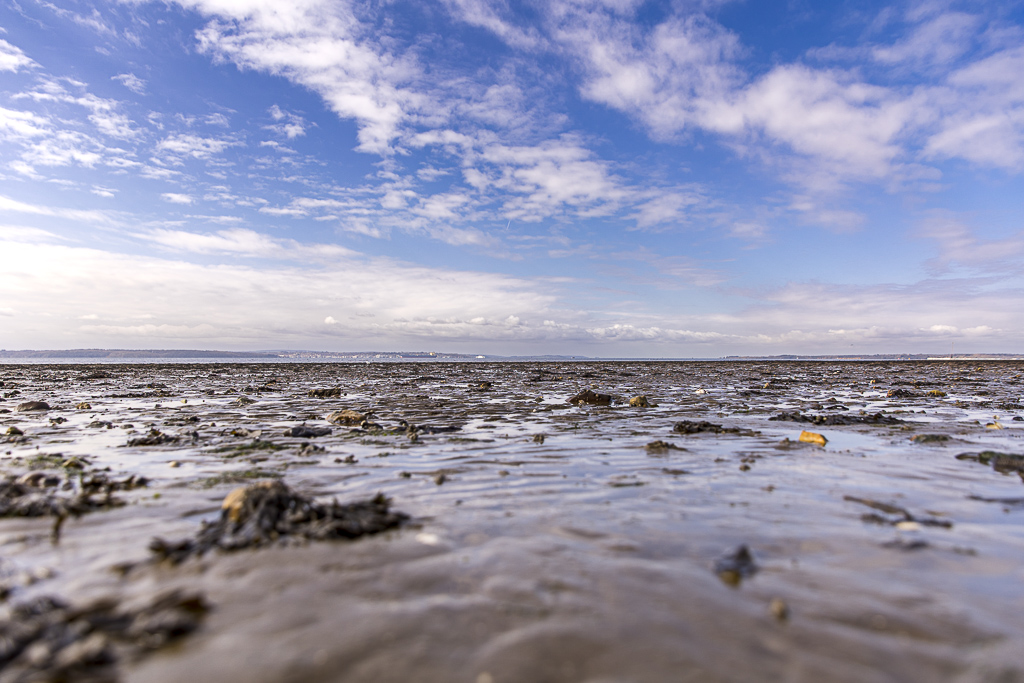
<box><xmin>2</xmin><ymin>0</ymin><xmax>1023</xmax><ymax>356</ymax></box>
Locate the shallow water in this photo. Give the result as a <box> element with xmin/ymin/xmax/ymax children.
<box><xmin>2</xmin><ymin>360</ymin><xmax>1023</xmax><ymax>682</ymax></box>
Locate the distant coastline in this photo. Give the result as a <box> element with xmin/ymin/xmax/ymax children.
<box><xmin>0</xmin><ymin>349</ymin><xmax>1022</xmax><ymax>361</ymax></box>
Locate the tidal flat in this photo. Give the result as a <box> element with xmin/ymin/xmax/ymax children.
<box><xmin>0</xmin><ymin>360</ymin><xmax>1022</xmax><ymax>682</ymax></box>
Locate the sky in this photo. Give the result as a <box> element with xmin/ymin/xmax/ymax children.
<box><xmin>1</xmin><ymin>0</ymin><xmax>1023</xmax><ymax>357</ymax></box>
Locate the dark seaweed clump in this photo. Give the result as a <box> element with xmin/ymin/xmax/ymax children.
<box><xmin>149</xmin><ymin>481</ymin><xmax>408</xmax><ymax>564</ymax></box>
<box><xmin>956</xmin><ymin>451</ymin><xmax>1024</xmax><ymax>477</ymax></box>
<box><xmin>0</xmin><ymin>590</ymin><xmax>207</xmax><ymax>683</ymax></box>
<box><xmin>0</xmin><ymin>473</ymin><xmax>147</xmax><ymax>520</ymax></box>
<box><xmin>769</xmin><ymin>412</ymin><xmax>904</xmax><ymax>426</ymax></box>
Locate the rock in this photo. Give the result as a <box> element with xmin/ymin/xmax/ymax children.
<box><xmin>126</xmin><ymin>429</ymin><xmax>179</xmax><ymax>447</ymax></box>
<box><xmin>15</xmin><ymin>401</ymin><xmax>49</xmax><ymax>412</ymax></box>
<box><xmin>6</xmin><ymin>426</ymin><xmax>23</xmax><ymax>436</ymax></box>
<box><xmin>911</xmin><ymin>434</ymin><xmax>949</xmax><ymax>444</ymax></box>
<box><xmin>628</xmin><ymin>395</ymin><xmax>650</xmax><ymax>407</ymax></box>
<box><xmin>769</xmin><ymin>411</ymin><xmax>903</xmax><ymax>426</ymax></box>
<box><xmin>234</xmin><ymin>396</ymin><xmax>255</xmax><ymax>405</ymax></box>
<box><xmin>798</xmin><ymin>430</ymin><xmax>827</xmax><ymax>446</ymax></box>
<box><xmin>326</xmin><ymin>409</ymin><xmax>366</xmax><ymax>425</ymax></box>
<box><xmin>308</xmin><ymin>388</ymin><xmax>343</xmax><ymax>398</ymax></box>
<box><xmin>169</xmin><ymin>461</ymin><xmax>181</xmax><ymax>468</ymax></box>
<box><xmin>532</xmin><ymin>433</ymin><xmax>545</xmax><ymax>444</ymax></box>
<box><xmin>645</xmin><ymin>440</ymin><xmax>680</xmax><ymax>453</ymax></box>
<box><xmin>887</xmin><ymin>388</ymin><xmax>917</xmax><ymax>398</ymax></box>
<box><xmin>673</xmin><ymin>421</ymin><xmax>756</xmax><ymax>436</ymax></box>
<box><xmin>714</xmin><ymin>545</ymin><xmax>758</xmax><ymax>587</ymax></box>
<box><xmin>75</xmin><ymin>402</ymin><xmax>91</xmax><ymax>410</ymax></box>
<box><xmin>283</xmin><ymin>424</ymin><xmax>332</xmax><ymax>438</ymax></box>
<box><xmin>150</xmin><ymin>481</ymin><xmax>408</xmax><ymax>563</ymax></box>
<box><xmin>985</xmin><ymin>422</ymin><xmax>1005</xmax><ymax>430</ymax></box>
<box><xmin>956</xmin><ymin>451</ymin><xmax>1024</xmax><ymax>475</ymax></box>
<box><xmin>770</xmin><ymin>598</ymin><xmax>789</xmax><ymax>622</ymax></box>
<box><xmin>927</xmin><ymin>390</ymin><xmax>947</xmax><ymax>397</ymax></box>
<box><xmin>567</xmin><ymin>389</ymin><xmax>613</xmax><ymax>406</ymax></box>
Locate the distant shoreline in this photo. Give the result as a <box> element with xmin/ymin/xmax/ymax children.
<box><xmin>0</xmin><ymin>349</ymin><xmax>1022</xmax><ymax>361</ymax></box>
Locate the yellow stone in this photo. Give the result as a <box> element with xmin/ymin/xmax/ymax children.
<box><xmin>629</xmin><ymin>395</ymin><xmax>650</xmax><ymax>407</ymax></box>
<box><xmin>798</xmin><ymin>430</ymin><xmax>827</xmax><ymax>446</ymax></box>
<box><xmin>75</xmin><ymin>402</ymin><xmax>91</xmax><ymax>410</ymax></box>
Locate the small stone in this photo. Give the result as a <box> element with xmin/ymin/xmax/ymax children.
<box><xmin>770</xmin><ymin>598</ymin><xmax>789</xmax><ymax>621</ymax></box>
<box><xmin>798</xmin><ymin>430</ymin><xmax>827</xmax><ymax>447</ymax></box>
<box><xmin>715</xmin><ymin>545</ymin><xmax>758</xmax><ymax>587</ymax></box>
<box><xmin>6</xmin><ymin>426</ymin><xmax>23</xmax><ymax>436</ymax></box>
<box><xmin>532</xmin><ymin>434</ymin><xmax>545</xmax><ymax>444</ymax></box>
<box><xmin>927</xmin><ymin>390</ymin><xmax>947</xmax><ymax>398</ymax></box>
<box><xmin>985</xmin><ymin>422</ymin><xmax>1004</xmax><ymax>430</ymax></box>
<box><xmin>169</xmin><ymin>461</ymin><xmax>181</xmax><ymax>468</ymax></box>
<box><xmin>694</xmin><ymin>388</ymin><xmax>707</xmax><ymax>395</ymax></box>
<box><xmin>326</xmin><ymin>409</ymin><xmax>366</xmax><ymax>425</ymax></box>
<box><xmin>628</xmin><ymin>395</ymin><xmax>650</xmax><ymax>407</ymax></box>
<box><xmin>75</xmin><ymin>402</ymin><xmax>91</xmax><ymax>410</ymax></box>
<box><xmin>434</xmin><ymin>473</ymin><xmax>447</xmax><ymax>485</ymax></box>
<box><xmin>15</xmin><ymin>401</ymin><xmax>50</xmax><ymax>412</ymax></box>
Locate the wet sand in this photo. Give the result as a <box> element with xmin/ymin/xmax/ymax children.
<box><xmin>1</xmin><ymin>360</ymin><xmax>1023</xmax><ymax>682</ymax></box>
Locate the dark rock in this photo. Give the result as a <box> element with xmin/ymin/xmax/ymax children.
<box><xmin>308</xmin><ymin>388</ymin><xmax>343</xmax><ymax>398</ymax></box>
<box><xmin>887</xmin><ymin>388</ymin><xmax>917</xmax><ymax>398</ymax></box>
<box><xmin>283</xmin><ymin>424</ymin><xmax>332</xmax><ymax>438</ymax></box>
<box><xmin>126</xmin><ymin>429</ymin><xmax>179</xmax><ymax>447</ymax></box>
<box><xmin>15</xmin><ymin>401</ymin><xmax>49</xmax><ymax>412</ymax></box>
<box><xmin>567</xmin><ymin>389</ymin><xmax>613</xmax><ymax>406</ymax></box>
<box><xmin>672</xmin><ymin>420</ymin><xmax>757</xmax><ymax>436</ymax></box>
<box><xmin>911</xmin><ymin>434</ymin><xmax>949</xmax><ymax>444</ymax></box>
<box><xmin>769</xmin><ymin>411</ymin><xmax>903</xmax><ymax>426</ymax></box>
<box><xmin>956</xmin><ymin>451</ymin><xmax>1024</xmax><ymax>475</ymax></box>
<box><xmin>149</xmin><ymin>481</ymin><xmax>407</xmax><ymax>563</ymax></box>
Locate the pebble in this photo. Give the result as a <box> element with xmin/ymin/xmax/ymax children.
<box><xmin>798</xmin><ymin>430</ymin><xmax>827</xmax><ymax>447</ymax></box>
<box><xmin>629</xmin><ymin>395</ymin><xmax>650</xmax><ymax>407</ymax></box>
<box><xmin>75</xmin><ymin>402</ymin><xmax>91</xmax><ymax>410</ymax></box>
<box><xmin>770</xmin><ymin>598</ymin><xmax>789</xmax><ymax>622</ymax></box>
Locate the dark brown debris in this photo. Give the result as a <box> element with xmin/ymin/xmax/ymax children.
<box><xmin>0</xmin><ymin>589</ymin><xmax>207</xmax><ymax>683</ymax></box>
<box><xmin>149</xmin><ymin>480</ymin><xmax>408</xmax><ymax>564</ymax></box>
<box><xmin>567</xmin><ymin>389</ymin><xmax>614</xmax><ymax>406</ymax></box>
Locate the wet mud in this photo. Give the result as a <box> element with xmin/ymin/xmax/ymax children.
<box><xmin>0</xmin><ymin>360</ymin><xmax>1023</xmax><ymax>681</ymax></box>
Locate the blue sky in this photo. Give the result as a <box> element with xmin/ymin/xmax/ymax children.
<box><xmin>1</xmin><ymin>0</ymin><xmax>1023</xmax><ymax>356</ymax></box>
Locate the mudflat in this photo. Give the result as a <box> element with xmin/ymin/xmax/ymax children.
<box><xmin>1</xmin><ymin>360</ymin><xmax>1023</xmax><ymax>682</ymax></box>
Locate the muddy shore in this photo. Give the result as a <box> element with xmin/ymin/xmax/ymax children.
<box><xmin>1</xmin><ymin>360</ymin><xmax>1022</xmax><ymax>682</ymax></box>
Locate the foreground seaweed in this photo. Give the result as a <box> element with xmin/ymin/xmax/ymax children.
<box><xmin>0</xmin><ymin>589</ymin><xmax>207</xmax><ymax>683</ymax></box>
<box><xmin>0</xmin><ymin>473</ymin><xmax>147</xmax><ymax>536</ymax></box>
<box><xmin>149</xmin><ymin>480</ymin><xmax>408</xmax><ymax>563</ymax></box>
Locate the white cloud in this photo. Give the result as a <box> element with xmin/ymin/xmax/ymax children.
<box><xmin>112</xmin><ymin>72</ymin><xmax>147</xmax><ymax>94</ymax></box>
<box><xmin>161</xmin><ymin>192</ymin><xmax>194</xmax><ymax>204</ymax></box>
<box><xmin>266</xmin><ymin>105</ymin><xmax>308</xmax><ymax>138</ymax></box>
<box><xmin>0</xmin><ymin>195</ymin><xmax>117</xmax><ymax>224</ymax></box>
<box><xmin>0</xmin><ymin>38</ymin><xmax>35</xmax><ymax>72</ymax></box>
<box><xmin>177</xmin><ymin>0</ymin><xmax>425</xmax><ymax>154</ymax></box>
<box><xmin>156</xmin><ymin>134</ymin><xmax>237</xmax><ymax>159</ymax></box>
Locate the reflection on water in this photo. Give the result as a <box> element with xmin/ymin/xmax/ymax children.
<box><xmin>1</xmin><ymin>360</ymin><xmax>1023</xmax><ymax>681</ymax></box>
